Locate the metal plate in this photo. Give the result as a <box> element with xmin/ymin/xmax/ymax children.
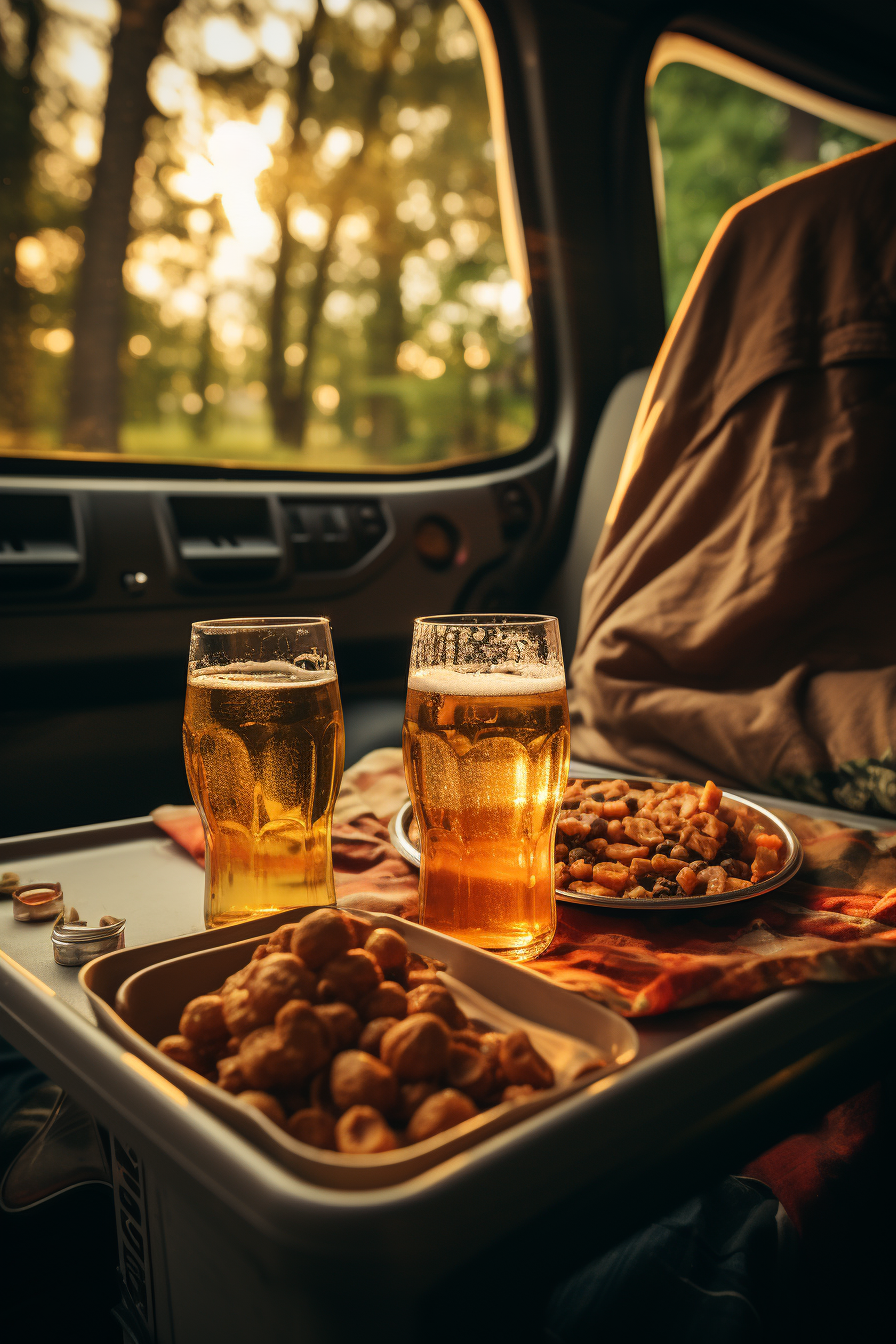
<box><xmin>389</xmin><ymin>775</ymin><xmax>803</xmax><ymax>911</ymax></box>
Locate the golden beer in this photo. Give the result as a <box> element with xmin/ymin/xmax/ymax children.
<box><xmin>184</xmin><ymin>663</ymin><xmax>344</xmax><ymax>928</ymax></box>
<box><xmin>404</xmin><ymin>668</ymin><xmax>569</xmax><ymax>960</ymax></box>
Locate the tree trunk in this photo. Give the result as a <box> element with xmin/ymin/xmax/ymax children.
<box><xmin>268</xmin><ymin>4</ymin><xmax>326</xmax><ymax>442</ymax></box>
<box><xmin>65</xmin><ymin>0</ymin><xmax>177</xmax><ymax>451</ymax></box>
<box><xmin>271</xmin><ymin>8</ymin><xmax>411</xmax><ymax>446</ymax></box>
<box><xmin>0</xmin><ymin>2</ymin><xmax>39</xmax><ymax>436</ymax></box>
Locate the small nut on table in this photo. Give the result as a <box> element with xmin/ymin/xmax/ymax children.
<box><xmin>290</xmin><ymin>908</ymin><xmax>355</xmax><ymax>969</ymax></box>
<box><xmin>380</xmin><ymin>1013</ymin><xmax>451</xmax><ymax>1081</ymax></box>
<box><xmin>236</xmin><ymin>1091</ymin><xmax>286</xmax><ymax>1127</ymax></box>
<box><xmin>286</xmin><ymin>1108</ymin><xmax>336</xmax><ymax>1150</ymax></box>
<box><xmin>0</xmin><ymin>871</ymin><xmax>20</xmax><ymax>895</ymax></box>
<box><xmin>330</xmin><ymin>1049</ymin><xmax>397</xmax><ymax>1114</ymax></box>
<box><xmin>406</xmin><ymin>1089</ymin><xmax>478</xmax><ymax>1143</ymax></box>
<box><xmin>335</xmin><ymin>1105</ymin><xmax>398</xmax><ymax>1154</ymax></box>
<box><xmin>498</xmin><ymin>1031</ymin><xmax>555</xmax><ymax>1089</ymax></box>
<box><xmin>364</xmin><ymin>927</ymin><xmax>408</xmax><ymax>974</ymax></box>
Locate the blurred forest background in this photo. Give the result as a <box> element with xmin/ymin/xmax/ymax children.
<box><xmin>0</xmin><ymin>3</ymin><xmax>878</xmax><ymax>470</ymax></box>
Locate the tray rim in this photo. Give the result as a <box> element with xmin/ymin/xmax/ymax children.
<box><xmin>389</xmin><ymin>775</ymin><xmax>803</xmax><ymax>911</ymax></box>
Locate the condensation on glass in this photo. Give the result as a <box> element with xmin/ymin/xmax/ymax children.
<box><xmin>646</xmin><ymin>35</ymin><xmax>892</xmax><ymax>321</ymax></box>
<box><xmin>0</xmin><ymin>0</ymin><xmax>535</xmax><ymax>471</ymax></box>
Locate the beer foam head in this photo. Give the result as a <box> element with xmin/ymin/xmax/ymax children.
<box><xmin>190</xmin><ymin>660</ymin><xmax>336</xmax><ymax>687</ymax></box>
<box><xmin>407</xmin><ymin>664</ymin><xmax>566</xmax><ymax>696</ymax></box>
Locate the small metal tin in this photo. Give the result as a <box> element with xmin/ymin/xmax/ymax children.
<box><xmin>51</xmin><ymin>914</ymin><xmax>126</xmax><ymax>966</ymax></box>
<box><xmin>11</xmin><ymin>883</ymin><xmax>64</xmax><ymax>923</ymax></box>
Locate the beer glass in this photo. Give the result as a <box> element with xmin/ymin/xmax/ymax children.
<box><xmin>403</xmin><ymin>614</ymin><xmax>570</xmax><ymax>961</ymax></box>
<box><xmin>183</xmin><ymin>617</ymin><xmax>344</xmax><ymax>929</ymax></box>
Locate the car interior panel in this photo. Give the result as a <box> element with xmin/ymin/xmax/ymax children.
<box><xmin>1</xmin><ymin>0</ymin><xmax>895</xmax><ymax>1339</ymax></box>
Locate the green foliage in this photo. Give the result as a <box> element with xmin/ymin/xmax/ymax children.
<box><xmin>650</xmin><ymin>63</ymin><xmax>874</xmax><ymax>321</ymax></box>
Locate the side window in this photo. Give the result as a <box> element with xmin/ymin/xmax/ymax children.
<box><xmin>648</xmin><ymin>48</ymin><xmax>887</xmax><ymax>320</ymax></box>
<box><xmin>1</xmin><ymin>0</ymin><xmax>534</xmax><ymax>470</ymax></box>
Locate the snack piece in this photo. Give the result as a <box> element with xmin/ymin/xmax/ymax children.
<box><xmin>446</xmin><ymin>1043</ymin><xmax>494</xmax><ymax>1100</ymax></box>
<box><xmin>360</xmin><ymin>981</ymin><xmax>408</xmax><ymax>1022</ymax></box>
<box><xmin>179</xmin><ymin>995</ymin><xmax>228</xmax><ymax>1046</ymax></box>
<box><xmin>343</xmin><ymin>913</ymin><xmax>375</xmax><ymax>947</ymax></box>
<box><xmin>221</xmin><ymin>954</ymin><xmax>317</xmax><ymax>1036</ymax></box>
<box><xmin>286</xmin><ymin>1108</ymin><xmax>336</xmax><ymax>1150</ymax></box>
<box><xmin>498</xmin><ymin>1031</ymin><xmax>554</xmax><ymax>1089</ymax></box>
<box><xmin>364</xmin><ymin>927</ymin><xmax>408</xmax><ymax>974</ymax></box>
<box><xmin>335</xmin><ymin>1105</ymin><xmax>398</xmax><ymax>1154</ymax></box>
<box><xmin>268</xmin><ymin>922</ymin><xmax>303</xmax><ymax>951</ymax></box>
<box><xmin>313</xmin><ymin>1002</ymin><xmax>362</xmax><ymax>1052</ymax></box>
<box><xmin>394</xmin><ymin>1081</ymin><xmax>440</xmax><ymax>1123</ymax></box>
<box><xmin>406</xmin><ymin>983</ymin><xmax>467</xmax><ymax>1030</ymax></box>
<box><xmin>238</xmin><ymin>999</ymin><xmax>331</xmax><ymax>1091</ymax></box>
<box><xmin>217</xmin><ymin>1056</ymin><xmax>248</xmax><ymax>1093</ymax></box>
<box><xmin>676</xmin><ymin>866</ymin><xmax>698</xmax><ymax>895</ymax></box>
<box><xmin>380</xmin><ymin>1013</ymin><xmax>451</xmax><ymax>1080</ymax></box>
<box><xmin>158</xmin><ymin>1034</ymin><xmax>206</xmax><ymax>1073</ymax></box>
<box><xmin>290</xmin><ymin>908</ymin><xmax>355</xmax><ymax>970</ymax></box>
<box><xmin>236</xmin><ymin>1091</ymin><xmax>286</xmax><ymax>1126</ymax></box>
<box><xmin>357</xmin><ymin>1017</ymin><xmax>400</xmax><ymax>1056</ymax></box>
<box><xmin>404</xmin><ymin>952</ymin><xmax>441</xmax><ymax>988</ymax></box>
<box><xmin>406</xmin><ymin>1089</ymin><xmax>478</xmax><ymax>1143</ymax></box>
<box><xmin>751</xmin><ymin>833</ymin><xmax>784</xmax><ymax>882</ymax></box>
<box><xmin>317</xmin><ymin>949</ymin><xmax>382</xmax><ymax>1004</ymax></box>
<box><xmin>330</xmin><ymin>1050</ymin><xmax>397</xmax><ymax>1114</ymax></box>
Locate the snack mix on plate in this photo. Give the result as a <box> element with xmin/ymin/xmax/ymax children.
<box><xmin>157</xmin><ymin>909</ymin><xmax>589</xmax><ymax>1155</ymax></box>
<box><xmin>554</xmin><ymin>778</ymin><xmax>784</xmax><ymax>899</ymax></box>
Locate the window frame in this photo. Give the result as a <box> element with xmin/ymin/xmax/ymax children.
<box><xmin>0</xmin><ymin>0</ymin><xmax>552</xmax><ymax>485</ymax></box>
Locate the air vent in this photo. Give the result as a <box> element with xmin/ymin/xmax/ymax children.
<box><xmin>166</xmin><ymin>495</ymin><xmax>284</xmax><ymax>586</ymax></box>
<box><xmin>0</xmin><ymin>493</ymin><xmax>83</xmax><ymax>595</ymax></box>
<box><xmin>281</xmin><ymin>498</ymin><xmax>388</xmax><ymax>571</ymax></box>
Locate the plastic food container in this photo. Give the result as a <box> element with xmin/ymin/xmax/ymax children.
<box><xmin>83</xmin><ymin>909</ymin><xmax>638</xmax><ymax>1191</ymax></box>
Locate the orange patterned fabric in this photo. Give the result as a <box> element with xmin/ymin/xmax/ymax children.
<box><xmin>152</xmin><ymin>753</ymin><xmax>896</xmax><ymax>1017</ymax></box>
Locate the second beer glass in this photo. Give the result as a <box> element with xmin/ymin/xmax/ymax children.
<box><xmin>183</xmin><ymin>617</ymin><xmax>344</xmax><ymax>928</ymax></box>
<box><xmin>403</xmin><ymin>614</ymin><xmax>570</xmax><ymax>961</ymax></box>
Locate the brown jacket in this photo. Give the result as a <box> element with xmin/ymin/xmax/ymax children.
<box><xmin>569</xmin><ymin>139</ymin><xmax>896</xmax><ymax>813</ymax></box>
